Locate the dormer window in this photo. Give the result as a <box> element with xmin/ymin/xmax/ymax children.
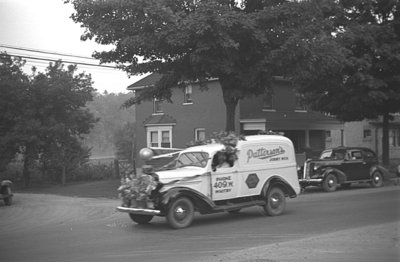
<box><xmin>184</xmin><ymin>85</ymin><xmax>193</xmax><ymax>104</ymax></box>
<box><xmin>153</xmin><ymin>98</ymin><xmax>163</xmax><ymax>114</ymax></box>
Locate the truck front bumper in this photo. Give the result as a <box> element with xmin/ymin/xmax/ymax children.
<box><xmin>116</xmin><ymin>206</ymin><xmax>162</xmax><ymax>216</ymax></box>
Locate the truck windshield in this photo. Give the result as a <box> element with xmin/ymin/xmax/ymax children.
<box><xmin>176</xmin><ymin>152</ymin><xmax>209</xmax><ymax>168</ymax></box>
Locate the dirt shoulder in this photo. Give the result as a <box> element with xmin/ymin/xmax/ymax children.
<box><xmin>198</xmin><ymin>221</ymin><xmax>400</xmax><ymax>262</ymax></box>
<box><xmin>14</xmin><ymin>179</ymin><xmax>121</xmax><ymax>199</ymax></box>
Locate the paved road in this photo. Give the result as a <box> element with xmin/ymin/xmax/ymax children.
<box><xmin>0</xmin><ymin>185</ymin><xmax>399</xmax><ymax>262</ymax></box>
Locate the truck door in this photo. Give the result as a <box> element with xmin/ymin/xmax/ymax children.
<box><xmin>210</xmin><ymin>152</ymin><xmax>239</xmax><ymax>201</ymax></box>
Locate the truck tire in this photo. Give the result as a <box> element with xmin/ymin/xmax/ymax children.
<box><xmin>370</xmin><ymin>171</ymin><xmax>383</xmax><ymax>188</ymax></box>
<box><xmin>322</xmin><ymin>173</ymin><xmax>338</xmax><ymax>192</ymax></box>
<box><xmin>129</xmin><ymin>214</ymin><xmax>153</xmax><ymax>224</ymax></box>
<box><xmin>166</xmin><ymin>197</ymin><xmax>194</xmax><ymax>229</ymax></box>
<box><xmin>263</xmin><ymin>187</ymin><xmax>286</xmax><ymax>216</ymax></box>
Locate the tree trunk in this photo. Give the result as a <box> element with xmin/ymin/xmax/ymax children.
<box><xmin>23</xmin><ymin>144</ymin><xmax>32</xmax><ymax>187</ymax></box>
<box><xmin>23</xmin><ymin>153</ymin><xmax>31</xmax><ymax>188</ymax></box>
<box><xmin>224</xmin><ymin>98</ymin><xmax>238</xmax><ymax>132</ymax></box>
<box><xmin>220</xmin><ymin>82</ymin><xmax>239</xmax><ymax>132</ymax></box>
<box><xmin>61</xmin><ymin>165</ymin><xmax>66</xmax><ymax>186</ymax></box>
<box><xmin>382</xmin><ymin>112</ymin><xmax>390</xmax><ymax>166</ymax></box>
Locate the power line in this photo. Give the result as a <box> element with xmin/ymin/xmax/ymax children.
<box><xmin>3</xmin><ymin>52</ymin><xmax>120</xmax><ymax>69</ymax></box>
<box><xmin>0</xmin><ymin>43</ymin><xmax>98</xmax><ymax>61</ymax></box>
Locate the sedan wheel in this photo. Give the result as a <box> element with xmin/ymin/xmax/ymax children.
<box><xmin>370</xmin><ymin>171</ymin><xmax>383</xmax><ymax>188</ymax></box>
<box><xmin>322</xmin><ymin>174</ymin><xmax>338</xmax><ymax>192</ymax></box>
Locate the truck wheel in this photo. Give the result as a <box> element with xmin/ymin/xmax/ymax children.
<box><xmin>263</xmin><ymin>187</ymin><xmax>286</xmax><ymax>216</ymax></box>
<box><xmin>370</xmin><ymin>171</ymin><xmax>383</xmax><ymax>188</ymax></box>
<box><xmin>322</xmin><ymin>174</ymin><xmax>337</xmax><ymax>192</ymax></box>
<box><xmin>166</xmin><ymin>197</ymin><xmax>194</xmax><ymax>229</ymax></box>
<box><xmin>129</xmin><ymin>214</ymin><xmax>153</xmax><ymax>224</ymax></box>
<box><xmin>3</xmin><ymin>187</ymin><xmax>12</xmax><ymax>206</ymax></box>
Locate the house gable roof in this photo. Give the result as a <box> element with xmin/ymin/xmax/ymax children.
<box><xmin>127</xmin><ymin>73</ymin><xmax>162</xmax><ymax>91</ymax></box>
<box><xmin>127</xmin><ymin>73</ymin><xmax>220</xmax><ymax>91</ymax></box>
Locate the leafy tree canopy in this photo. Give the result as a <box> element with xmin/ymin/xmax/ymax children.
<box><xmin>274</xmin><ymin>0</ymin><xmax>400</xmax><ymax>121</ymax></box>
<box><xmin>0</xmin><ymin>53</ymin><xmax>97</xmax><ymax>185</ymax></box>
<box><xmin>271</xmin><ymin>0</ymin><xmax>399</xmax><ymax>164</ymax></box>
<box><xmin>68</xmin><ymin>0</ymin><xmax>327</xmax><ymax>131</ymax></box>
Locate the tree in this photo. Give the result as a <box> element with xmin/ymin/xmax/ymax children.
<box><xmin>30</xmin><ymin>61</ymin><xmax>97</xmax><ymax>185</ymax></box>
<box><xmin>0</xmin><ymin>53</ymin><xmax>97</xmax><ymax>186</ymax></box>
<box><xmin>0</xmin><ymin>54</ymin><xmax>30</xmax><ymax>171</ymax></box>
<box><xmin>67</xmin><ymin>0</ymin><xmax>289</xmax><ymax>132</ymax></box>
<box><xmin>114</xmin><ymin>122</ymin><xmax>135</xmax><ymax>161</ymax></box>
<box><xmin>272</xmin><ymin>0</ymin><xmax>400</xmax><ymax>165</ymax></box>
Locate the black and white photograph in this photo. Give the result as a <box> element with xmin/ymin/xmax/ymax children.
<box><xmin>1</xmin><ymin>0</ymin><xmax>399</xmax><ymax>261</ymax></box>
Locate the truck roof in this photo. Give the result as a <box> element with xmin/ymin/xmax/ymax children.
<box><xmin>181</xmin><ymin>135</ymin><xmax>292</xmax><ymax>155</ymax></box>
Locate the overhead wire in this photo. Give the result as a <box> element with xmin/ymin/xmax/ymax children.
<box><xmin>0</xmin><ymin>44</ymin><xmax>98</xmax><ymax>61</ymax></box>
<box><xmin>0</xmin><ymin>44</ymin><xmax>123</xmax><ymax>70</ymax></box>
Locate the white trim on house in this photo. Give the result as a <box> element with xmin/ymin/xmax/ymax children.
<box><xmin>146</xmin><ymin>126</ymin><xmax>173</xmax><ymax>148</ymax></box>
<box><xmin>194</xmin><ymin>128</ymin><xmax>206</xmax><ymax>141</ymax></box>
<box><xmin>240</xmin><ymin>119</ymin><xmax>267</xmax><ymax>131</ymax></box>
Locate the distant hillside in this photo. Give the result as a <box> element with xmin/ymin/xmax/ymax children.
<box><xmin>83</xmin><ymin>91</ymin><xmax>135</xmax><ymax>158</ymax></box>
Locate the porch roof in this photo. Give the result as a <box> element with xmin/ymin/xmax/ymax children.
<box><xmin>143</xmin><ymin>114</ymin><xmax>177</xmax><ymax>126</ymax></box>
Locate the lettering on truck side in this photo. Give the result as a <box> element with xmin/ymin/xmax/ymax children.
<box><xmin>246</xmin><ymin>146</ymin><xmax>286</xmax><ymax>163</ymax></box>
<box><xmin>213</xmin><ymin>176</ymin><xmax>234</xmax><ymax>193</ymax></box>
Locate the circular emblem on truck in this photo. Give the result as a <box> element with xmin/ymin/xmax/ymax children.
<box><xmin>245</xmin><ymin>173</ymin><xmax>259</xmax><ymax>189</ymax></box>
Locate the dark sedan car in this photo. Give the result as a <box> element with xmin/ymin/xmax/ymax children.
<box><xmin>299</xmin><ymin>147</ymin><xmax>385</xmax><ymax>192</ymax></box>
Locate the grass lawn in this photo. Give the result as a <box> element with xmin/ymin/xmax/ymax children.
<box><xmin>15</xmin><ymin>179</ymin><xmax>121</xmax><ymax>199</ymax></box>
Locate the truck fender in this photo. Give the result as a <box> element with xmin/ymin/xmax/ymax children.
<box><xmin>160</xmin><ymin>187</ymin><xmax>216</xmax><ymax>214</ymax></box>
<box><xmin>321</xmin><ymin>168</ymin><xmax>347</xmax><ymax>184</ymax></box>
<box><xmin>261</xmin><ymin>176</ymin><xmax>297</xmax><ymax>198</ymax></box>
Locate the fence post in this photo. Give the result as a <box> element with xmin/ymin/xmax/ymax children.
<box><xmin>114</xmin><ymin>159</ymin><xmax>120</xmax><ymax>179</ymax></box>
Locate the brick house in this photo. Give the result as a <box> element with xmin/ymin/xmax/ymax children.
<box><xmin>128</xmin><ymin>74</ymin><xmax>400</xmax><ymax>163</ymax></box>
<box><xmin>128</xmin><ymin>74</ymin><xmax>239</xmax><ymax>164</ymax></box>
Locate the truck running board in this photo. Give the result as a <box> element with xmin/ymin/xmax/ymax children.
<box><xmin>213</xmin><ymin>200</ymin><xmax>266</xmax><ymax>212</ymax></box>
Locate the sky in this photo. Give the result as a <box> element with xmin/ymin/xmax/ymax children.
<box><xmin>0</xmin><ymin>0</ymin><xmax>145</xmax><ymax>94</ymax></box>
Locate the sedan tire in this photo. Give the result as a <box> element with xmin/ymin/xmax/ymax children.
<box><xmin>370</xmin><ymin>171</ymin><xmax>383</xmax><ymax>188</ymax></box>
<box><xmin>322</xmin><ymin>174</ymin><xmax>338</xmax><ymax>192</ymax></box>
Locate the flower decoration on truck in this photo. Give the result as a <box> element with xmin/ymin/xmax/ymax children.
<box><xmin>118</xmin><ymin>165</ymin><xmax>159</xmax><ymax>209</ymax></box>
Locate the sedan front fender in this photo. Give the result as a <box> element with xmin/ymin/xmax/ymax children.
<box><xmin>319</xmin><ymin>168</ymin><xmax>347</xmax><ymax>184</ymax></box>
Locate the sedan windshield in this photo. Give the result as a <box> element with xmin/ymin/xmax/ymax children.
<box><xmin>176</xmin><ymin>152</ymin><xmax>209</xmax><ymax>168</ymax></box>
<box><xmin>320</xmin><ymin>150</ymin><xmax>345</xmax><ymax>160</ymax></box>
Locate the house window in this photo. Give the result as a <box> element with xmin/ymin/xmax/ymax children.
<box><xmin>153</xmin><ymin>98</ymin><xmax>163</xmax><ymax>114</ymax></box>
<box><xmin>325</xmin><ymin>130</ymin><xmax>331</xmax><ymax>141</ymax></box>
<box><xmin>263</xmin><ymin>92</ymin><xmax>274</xmax><ymax>110</ymax></box>
<box><xmin>195</xmin><ymin>128</ymin><xmax>206</xmax><ymax>141</ymax></box>
<box><xmin>390</xmin><ymin>129</ymin><xmax>400</xmax><ymax>147</ymax></box>
<box><xmin>184</xmin><ymin>85</ymin><xmax>193</xmax><ymax>104</ymax></box>
<box><xmin>295</xmin><ymin>93</ymin><xmax>306</xmax><ymax>111</ymax></box>
<box><xmin>363</xmin><ymin>129</ymin><xmax>371</xmax><ymax>140</ymax></box>
<box><xmin>147</xmin><ymin>126</ymin><xmax>172</xmax><ymax>148</ymax></box>
<box><xmin>150</xmin><ymin>131</ymin><xmax>158</xmax><ymax>147</ymax></box>
<box><xmin>161</xmin><ymin>131</ymin><xmax>171</xmax><ymax>148</ymax></box>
